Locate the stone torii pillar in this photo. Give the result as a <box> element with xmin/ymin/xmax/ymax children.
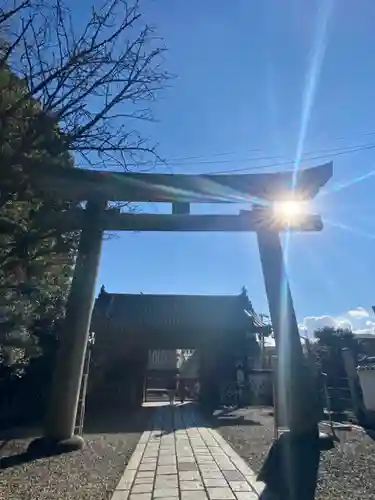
<box><xmin>256</xmin><ymin>227</ymin><xmax>329</xmax><ymax>500</ymax></box>
<box><xmin>29</xmin><ymin>198</ymin><xmax>107</xmax><ymax>453</ymax></box>
<box><xmin>257</xmin><ymin>229</ymin><xmax>321</xmax><ymax>431</ymax></box>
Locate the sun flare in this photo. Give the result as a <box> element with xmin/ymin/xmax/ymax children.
<box><xmin>273</xmin><ymin>201</ymin><xmax>305</xmax><ymax>221</ymax></box>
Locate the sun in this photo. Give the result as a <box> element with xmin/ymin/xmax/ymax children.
<box><xmin>273</xmin><ymin>201</ymin><xmax>305</xmax><ymax>222</ymax></box>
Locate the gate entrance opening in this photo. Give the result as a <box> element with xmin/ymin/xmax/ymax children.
<box><xmin>89</xmin><ymin>288</ymin><xmax>269</xmax><ymax>410</ymax></box>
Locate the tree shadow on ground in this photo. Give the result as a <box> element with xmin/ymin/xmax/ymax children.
<box><xmin>0</xmin><ymin>449</ymin><xmax>53</xmax><ymax>470</ymax></box>
<box><xmin>0</xmin><ymin>405</ymin><xmax>153</xmax><ymax>469</ymax></box>
<box><xmin>0</xmin><ymin>401</ymin><xmax>264</xmax><ymax>469</ymax></box>
<box><xmin>83</xmin><ymin>404</ymin><xmax>154</xmax><ymax>435</ymax></box>
<box><xmin>212</xmin><ymin>415</ymin><xmax>262</xmax><ymax>427</ymax></box>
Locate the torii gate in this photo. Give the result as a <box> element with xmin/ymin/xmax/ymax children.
<box><xmin>24</xmin><ymin>162</ymin><xmax>333</xmax><ymax>498</ymax></box>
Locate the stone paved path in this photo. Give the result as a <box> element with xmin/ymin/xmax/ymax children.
<box><xmin>111</xmin><ymin>403</ymin><xmax>265</xmax><ymax>500</ymax></box>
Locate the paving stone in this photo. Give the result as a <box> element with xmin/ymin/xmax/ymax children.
<box><xmin>111</xmin><ymin>492</ymin><xmax>129</xmax><ymax>500</ymax></box>
<box><xmin>129</xmin><ymin>494</ymin><xmax>152</xmax><ymax>500</ymax></box>
<box><xmin>199</xmin><ymin>466</ymin><xmax>221</xmax><ymax>474</ymax></box>
<box><xmin>127</xmin><ymin>456</ymin><xmax>143</xmax><ymax>470</ymax></box>
<box><xmin>197</xmin><ymin>461</ymin><xmax>216</xmax><ymax>467</ymax></box>
<box><xmin>117</xmin><ymin>469</ymin><xmax>136</xmax><ymax>489</ymax></box>
<box><xmin>229</xmin><ymin>481</ymin><xmax>252</xmax><ymax>492</ymax></box>
<box><xmin>200</xmin><ymin>470</ymin><xmax>225</xmax><ymax>479</ymax></box>
<box><xmin>249</xmin><ymin>480</ymin><xmax>265</xmax><ymax>496</ymax></box>
<box><xmin>179</xmin><ymin>471</ymin><xmax>201</xmax><ymax>481</ymax></box>
<box><xmin>158</xmin><ymin>457</ymin><xmax>176</xmax><ymax>465</ymax></box>
<box><xmin>180</xmin><ymin>480</ymin><xmax>204</xmax><ymax>490</ymax></box>
<box><xmin>154</xmin><ymin>476</ymin><xmax>178</xmax><ymax>489</ymax></box>
<box><xmin>215</xmin><ymin>461</ymin><xmax>235</xmax><ymax>470</ymax></box>
<box><xmin>131</xmin><ymin>484</ymin><xmax>153</xmax><ymax>494</ymax></box>
<box><xmin>181</xmin><ymin>491</ymin><xmax>208</xmax><ymax>500</ymax></box>
<box><xmin>139</xmin><ymin>463</ymin><xmax>157</xmax><ymax>471</ymax></box>
<box><xmin>199</xmin><ymin>462</ymin><xmax>219</xmax><ymax>469</ymax></box>
<box><xmin>157</xmin><ymin>465</ymin><xmax>177</xmax><ymax>475</ymax></box>
<box><xmin>177</xmin><ymin>456</ymin><xmax>195</xmax><ymax>462</ymax></box>
<box><xmin>178</xmin><ymin>462</ymin><xmax>198</xmax><ymax>471</ymax></box>
<box><xmin>153</xmin><ymin>488</ymin><xmax>179</xmax><ymax>498</ymax></box>
<box><xmin>211</xmin><ymin>451</ymin><xmax>227</xmax><ymax>457</ymax></box>
<box><xmin>134</xmin><ymin>477</ymin><xmax>154</xmax><ymax>485</ymax></box>
<box><xmin>222</xmin><ymin>471</ymin><xmax>245</xmax><ymax>481</ymax></box>
<box><xmin>110</xmin><ymin>404</ymin><xmax>264</xmax><ymax>500</ymax></box>
<box><xmin>137</xmin><ymin>471</ymin><xmax>155</xmax><ymax>478</ymax></box>
<box><xmin>207</xmin><ymin>487</ymin><xmax>236</xmax><ymax>500</ymax></box>
<box><xmin>203</xmin><ymin>478</ymin><xmax>228</xmax><ymax>488</ymax></box>
<box><xmin>234</xmin><ymin>493</ymin><xmax>259</xmax><ymax>500</ymax></box>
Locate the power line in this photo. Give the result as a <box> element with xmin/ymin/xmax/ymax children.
<box><xmin>164</xmin><ymin>147</ymin><xmax>263</xmax><ymax>163</ymax></box>
<box><xmin>157</xmin><ymin>129</ymin><xmax>375</xmax><ymax>168</ymax></box>
<box><xmin>95</xmin><ymin>131</ymin><xmax>375</xmax><ymax>172</ymax></box>
<box><xmin>205</xmin><ymin>142</ymin><xmax>375</xmax><ymax>175</ymax></box>
<box><xmin>150</xmin><ymin>141</ymin><xmax>375</xmax><ymax>171</ymax></box>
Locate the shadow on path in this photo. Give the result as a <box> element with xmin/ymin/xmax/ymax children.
<box><xmin>213</xmin><ymin>415</ymin><xmax>262</xmax><ymax>427</ymax></box>
<box><xmin>0</xmin><ymin>404</ymin><xmax>153</xmax><ymax>469</ymax></box>
<box><xmin>0</xmin><ymin>402</ymin><xmax>263</xmax><ymax>469</ymax></box>
<box><xmin>0</xmin><ymin>449</ymin><xmax>55</xmax><ymax>470</ymax></box>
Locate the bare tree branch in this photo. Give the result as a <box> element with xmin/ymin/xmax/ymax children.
<box><xmin>0</xmin><ymin>0</ymin><xmax>30</xmax><ymax>27</ymax></box>
<box><xmin>2</xmin><ymin>0</ymin><xmax>170</xmax><ymax>170</ymax></box>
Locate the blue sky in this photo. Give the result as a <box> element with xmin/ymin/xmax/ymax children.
<box><xmin>90</xmin><ymin>0</ymin><xmax>375</xmax><ymax>328</ymax></box>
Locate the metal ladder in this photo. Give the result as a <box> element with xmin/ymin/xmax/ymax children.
<box><xmin>75</xmin><ymin>333</ymin><xmax>95</xmax><ymax>436</ymax></box>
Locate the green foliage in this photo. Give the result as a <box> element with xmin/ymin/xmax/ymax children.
<box><xmin>0</xmin><ymin>65</ymin><xmax>76</xmax><ymax>374</ymax></box>
<box><xmin>314</xmin><ymin>326</ymin><xmax>357</xmax><ymax>351</ymax></box>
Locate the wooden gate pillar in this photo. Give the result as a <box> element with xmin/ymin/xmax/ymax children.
<box><xmin>30</xmin><ymin>199</ymin><xmax>106</xmax><ymax>453</ymax></box>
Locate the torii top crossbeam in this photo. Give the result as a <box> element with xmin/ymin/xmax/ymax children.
<box><xmin>26</xmin><ymin>162</ymin><xmax>333</xmax><ymax>203</ymax></box>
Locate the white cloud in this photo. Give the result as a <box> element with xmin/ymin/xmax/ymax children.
<box><xmin>298</xmin><ymin>308</ymin><xmax>375</xmax><ymax>339</ymax></box>
<box><xmin>298</xmin><ymin>315</ymin><xmax>347</xmax><ymax>339</ymax></box>
<box><xmin>348</xmin><ymin>307</ymin><xmax>370</xmax><ymax>319</ymax></box>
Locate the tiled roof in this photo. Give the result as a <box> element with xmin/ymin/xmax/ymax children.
<box><xmin>93</xmin><ymin>291</ymin><xmax>268</xmax><ymax>332</ymax></box>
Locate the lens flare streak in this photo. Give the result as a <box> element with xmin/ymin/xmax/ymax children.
<box><xmin>292</xmin><ymin>0</ymin><xmax>333</xmax><ymax>190</ymax></box>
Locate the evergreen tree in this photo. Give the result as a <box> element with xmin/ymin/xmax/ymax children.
<box><xmin>0</xmin><ymin>65</ymin><xmax>76</xmax><ymax>372</ymax></box>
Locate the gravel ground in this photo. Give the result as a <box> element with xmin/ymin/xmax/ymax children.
<box><xmin>0</xmin><ymin>406</ymin><xmax>153</xmax><ymax>500</ymax></box>
<box><xmin>213</xmin><ymin>406</ymin><xmax>375</xmax><ymax>500</ymax></box>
